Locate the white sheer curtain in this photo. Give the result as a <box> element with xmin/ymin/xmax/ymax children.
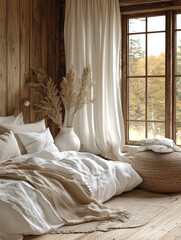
<box><xmin>64</xmin><ymin>0</ymin><xmax>125</xmax><ymax>161</ymax></box>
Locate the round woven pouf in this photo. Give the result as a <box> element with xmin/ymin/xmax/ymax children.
<box><xmin>132</xmin><ymin>151</ymin><xmax>181</xmax><ymax>193</ymax></box>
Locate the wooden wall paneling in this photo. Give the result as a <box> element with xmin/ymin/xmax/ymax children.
<box><xmin>29</xmin><ymin>0</ymin><xmax>33</xmax><ymax>123</ymax></box>
<box><xmin>46</xmin><ymin>0</ymin><xmax>55</xmax><ymax>136</ymax></box>
<box><xmin>55</xmin><ymin>1</ymin><xmax>61</xmax><ymax>84</ymax></box>
<box><xmin>51</xmin><ymin>1</ymin><xmax>56</xmax><ymax>86</ymax></box>
<box><xmin>41</xmin><ymin>0</ymin><xmax>48</xmax><ymax>72</ymax></box>
<box><xmin>0</xmin><ymin>0</ymin><xmax>7</xmax><ymax>116</ymax></box>
<box><xmin>0</xmin><ymin>0</ymin><xmax>65</xmax><ymax>131</ymax></box>
<box><xmin>41</xmin><ymin>0</ymin><xmax>48</xmax><ymax>127</ymax></box>
<box><xmin>20</xmin><ymin>0</ymin><xmax>30</xmax><ymax>123</ymax></box>
<box><xmin>47</xmin><ymin>0</ymin><xmax>53</xmax><ymax>78</ymax></box>
<box><xmin>59</xmin><ymin>0</ymin><xmax>66</xmax><ymax>79</ymax></box>
<box><xmin>54</xmin><ymin>0</ymin><xmax>64</xmax><ymax>137</ymax></box>
<box><xmin>55</xmin><ymin>0</ymin><xmax>61</xmax><ymax>137</ymax></box>
<box><xmin>46</xmin><ymin>0</ymin><xmax>53</xmax><ymax>133</ymax></box>
<box><xmin>7</xmin><ymin>0</ymin><xmax>20</xmax><ymax>115</ymax></box>
<box><xmin>30</xmin><ymin>0</ymin><xmax>42</xmax><ymax>123</ymax></box>
<box><xmin>51</xmin><ymin>0</ymin><xmax>57</xmax><ymax>137</ymax></box>
<box><xmin>56</xmin><ymin>0</ymin><xmax>66</xmax><ymax>136</ymax></box>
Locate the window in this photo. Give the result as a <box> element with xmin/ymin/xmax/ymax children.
<box><xmin>122</xmin><ymin>10</ymin><xmax>181</xmax><ymax>145</ymax></box>
<box><xmin>174</xmin><ymin>12</ymin><xmax>181</xmax><ymax>144</ymax></box>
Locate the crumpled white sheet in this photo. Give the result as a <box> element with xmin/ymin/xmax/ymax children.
<box><xmin>122</xmin><ymin>137</ymin><xmax>181</xmax><ymax>158</ymax></box>
<box><xmin>0</xmin><ymin>150</ymin><xmax>142</xmax><ymax>239</ymax></box>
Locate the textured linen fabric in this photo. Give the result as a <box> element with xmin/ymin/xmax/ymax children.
<box><xmin>0</xmin><ymin>120</ymin><xmax>46</xmax><ymax>154</ymax></box>
<box><xmin>0</xmin><ymin>150</ymin><xmax>142</xmax><ymax>238</ymax></box>
<box><xmin>0</xmin><ymin>131</ymin><xmax>21</xmax><ymax>162</ymax></box>
<box><xmin>0</xmin><ymin>179</ymin><xmax>63</xmax><ymax>239</ymax></box>
<box><xmin>0</xmin><ymin>232</ymin><xmax>23</xmax><ymax>240</ymax></box>
<box><xmin>122</xmin><ymin>137</ymin><xmax>181</xmax><ymax>161</ymax></box>
<box><xmin>64</xmin><ymin>0</ymin><xmax>125</xmax><ymax>161</ymax></box>
<box><xmin>137</xmin><ymin>137</ymin><xmax>181</xmax><ymax>153</ymax></box>
<box><xmin>17</xmin><ymin>128</ymin><xmax>59</xmax><ymax>154</ymax></box>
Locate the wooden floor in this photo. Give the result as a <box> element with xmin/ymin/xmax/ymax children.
<box><xmin>24</xmin><ymin>192</ymin><xmax>181</xmax><ymax>240</ymax></box>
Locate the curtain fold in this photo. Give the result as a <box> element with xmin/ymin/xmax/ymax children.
<box><xmin>64</xmin><ymin>0</ymin><xmax>125</xmax><ymax>161</ymax></box>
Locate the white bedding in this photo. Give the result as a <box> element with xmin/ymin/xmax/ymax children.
<box><xmin>0</xmin><ymin>150</ymin><xmax>142</xmax><ymax>239</ymax></box>
<box><xmin>122</xmin><ymin>137</ymin><xmax>181</xmax><ymax>160</ymax></box>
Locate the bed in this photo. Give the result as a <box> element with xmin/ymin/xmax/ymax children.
<box><xmin>0</xmin><ymin>114</ymin><xmax>142</xmax><ymax>240</ymax></box>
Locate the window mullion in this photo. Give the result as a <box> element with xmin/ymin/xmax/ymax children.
<box><xmin>165</xmin><ymin>11</ymin><xmax>172</xmax><ymax>139</ymax></box>
<box><xmin>121</xmin><ymin>15</ymin><xmax>129</xmax><ymax>144</ymax></box>
<box><xmin>145</xmin><ymin>17</ymin><xmax>148</xmax><ymax>138</ymax></box>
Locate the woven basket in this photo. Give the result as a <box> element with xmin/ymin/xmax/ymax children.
<box><xmin>132</xmin><ymin>151</ymin><xmax>181</xmax><ymax>193</ymax></box>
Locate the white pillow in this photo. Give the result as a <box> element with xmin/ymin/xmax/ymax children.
<box><xmin>17</xmin><ymin>128</ymin><xmax>59</xmax><ymax>154</ymax></box>
<box><xmin>0</xmin><ymin>112</ymin><xmax>24</xmax><ymax>125</ymax></box>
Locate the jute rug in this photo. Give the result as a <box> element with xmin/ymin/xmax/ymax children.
<box><xmin>55</xmin><ymin>189</ymin><xmax>177</xmax><ymax>233</ymax></box>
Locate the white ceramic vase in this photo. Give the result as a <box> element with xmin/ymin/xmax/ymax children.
<box><xmin>54</xmin><ymin>127</ymin><xmax>81</xmax><ymax>152</ymax></box>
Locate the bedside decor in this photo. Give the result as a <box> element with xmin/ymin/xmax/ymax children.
<box><xmin>54</xmin><ymin>127</ymin><xmax>80</xmax><ymax>151</ymax></box>
<box><xmin>27</xmin><ymin>65</ymin><xmax>94</xmax><ymax>151</ymax></box>
<box><xmin>132</xmin><ymin>151</ymin><xmax>181</xmax><ymax>193</ymax></box>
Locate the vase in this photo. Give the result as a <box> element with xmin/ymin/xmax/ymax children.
<box><xmin>54</xmin><ymin>127</ymin><xmax>81</xmax><ymax>151</ymax></box>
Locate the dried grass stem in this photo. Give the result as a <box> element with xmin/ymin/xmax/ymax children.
<box><xmin>27</xmin><ymin>65</ymin><xmax>94</xmax><ymax>127</ymax></box>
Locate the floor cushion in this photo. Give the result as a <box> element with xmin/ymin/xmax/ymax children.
<box><xmin>132</xmin><ymin>151</ymin><xmax>181</xmax><ymax>193</ymax></box>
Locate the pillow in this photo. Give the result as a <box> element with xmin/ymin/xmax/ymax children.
<box><xmin>0</xmin><ymin>112</ymin><xmax>24</xmax><ymax>125</ymax></box>
<box><xmin>0</xmin><ymin>131</ymin><xmax>21</xmax><ymax>162</ymax></box>
<box><xmin>0</xmin><ymin>120</ymin><xmax>46</xmax><ymax>154</ymax></box>
<box><xmin>17</xmin><ymin>128</ymin><xmax>59</xmax><ymax>154</ymax></box>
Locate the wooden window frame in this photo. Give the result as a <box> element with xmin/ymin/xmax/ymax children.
<box><xmin>122</xmin><ymin>10</ymin><xmax>177</xmax><ymax>145</ymax></box>
<box><xmin>173</xmin><ymin>10</ymin><xmax>181</xmax><ymax>143</ymax></box>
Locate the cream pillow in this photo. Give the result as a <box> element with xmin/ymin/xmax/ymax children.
<box><xmin>0</xmin><ymin>112</ymin><xmax>24</xmax><ymax>125</ymax></box>
<box><xmin>0</xmin><ymin>120</ymin><xmax>46</xmax><ymax>154</ymax></box>
<box><xmin>0</xmin><ymin>131</ymin><xmax>21</xmax><ymax>162</ymax></box>
<box><xmin>17</xmin><ymin>128</ymin><xmax>59</xmax><ymax>154</ymax></box>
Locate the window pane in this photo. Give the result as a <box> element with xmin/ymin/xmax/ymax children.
<box><xmin>148</xmin><ymin>122</ymin><xmax>165</xmax><ymax>138</ymax></box>
<box><xmin>176</xmin><ymin>124</ymin><xmax>181</xmax><ymax>145</ymax></box>
<box><xmin>176</xmin><ymin>14</ymin><xmax>181</xmax><ymax>29</ymax></box>
<box><xmin>148</xmin><ymin>77</ymin><xmax>165</xmax><ymax>121</ymax></box>
<box><xmin>129</xmin><ymin>121</ymin><xmax>145</xmax><ymax>141</ymax></box>
<box><xmin>129</xmin><ymin>18</ymin><xmax>146</xmax><ymax>33</ymax></box>
<box><xmin>176</xmin><ymin>77</ymin><xmax>181</xmax><ymax>121</ymax></box>
<box><xmin>129</xmin><ymin>78</ymin><xmax>145</xmax><ymax>120</ymax></box>
<box><xmin>147</xmin><ymin>16</ymin><xmax>165</xmax><ymax>32</ymax></box>
<box><xmin>129</xmin><ymin>34</ymin><xmax>145</xmax><ymax>76</ymax></box>
<box><xmin>176</xmin><ymin>31</ymin><xmax>181</xmax><ymax>75</ymax></box>
<box><xmin>148</xmin><ymin>33</ymin><xmax>165</xmax><ymax>75</ymax></box>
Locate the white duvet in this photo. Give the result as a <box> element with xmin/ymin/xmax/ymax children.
<box><xmin>0</xmin><ymin>150</ymin><xmax>142</xmax><ymax>240</ymax></box>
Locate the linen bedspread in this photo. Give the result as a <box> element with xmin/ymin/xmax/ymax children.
<box><xmin>0</xmin><ymin>150</ymin><xmax>142</xmax><ymax>238</ymax></box>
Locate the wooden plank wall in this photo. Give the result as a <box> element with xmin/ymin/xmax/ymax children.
<box><xmin>0</xmin><ymin>0</ymin><xmax>65</xmax><ymax>137</ymax></box>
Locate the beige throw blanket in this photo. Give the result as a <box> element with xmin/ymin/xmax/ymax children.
<box><xmin>0</xmin><ymin>158</ymin><xmax>128</xmax><ymax>226</ymax></box>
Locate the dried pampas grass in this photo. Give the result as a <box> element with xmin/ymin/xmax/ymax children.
<box><xmin>61</xmin><ymin>65</ymin><xmax>94</xmax><ymax>127</ymax></box>
<box><xmin>27</xmin><ymin>68</ymin><xmax>63</xmax><ymax>128</ymax></box>
<box><xmin>27</xmin><ymin>65</ymin><xmax>94</xmax><ymax>128</ymax></box>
